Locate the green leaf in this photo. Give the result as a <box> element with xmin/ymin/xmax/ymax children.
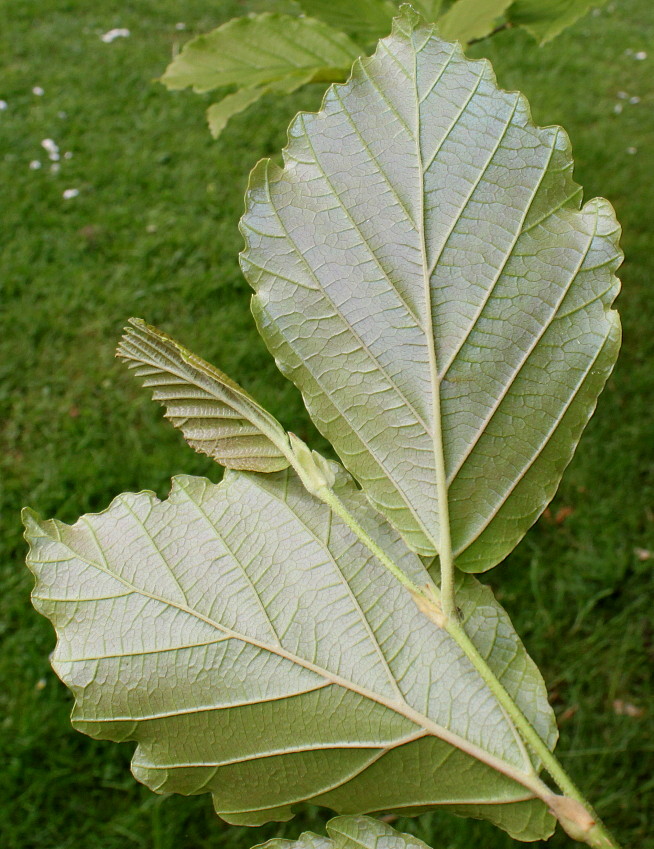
<box><xmin>438</xmin><ymin>0</ymin><xmax>512</xmax><ymax>43</ymax></box>
<box><xmin>161</xmin><ymin>13</ymin><xmax>360</xmax><ymax>93</ymax></box>
<box><xmin>24</xmin><ymin>467</ymin><xmax>556</xmax><ymax>838</ymax></box>
<box><xmin>508</xmin><ymin>0</ymin><xmax>609</xmax><ymax>43</ymax></box>
<box><xmin>206</xmin><ymin>88</ymin><xmax>270</xmax><ymax>139</ymax></box>
<box><xmin>255</xmin><ymin>815</ymin><xmax>434</xmax><ymax>849</ymax></box>
<box><xmin>292</xmin><ymin>0</ymin><xmax>399</xmax><ymax>44</ymax></box>
<box><xmin>116</xmin><ymin>318</ymin><xmax>290</xmax><ymax>473</ymax></box>
<box><xmin>240</xmin><ymin>7</ymin><xmax>621</xmax><ymax>569</ymax></box>
<box><xmin>160</xmin><ymin>13</ymin><xmax>361</xmax><ymax>136</ymax></box>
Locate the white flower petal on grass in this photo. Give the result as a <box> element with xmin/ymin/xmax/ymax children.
<box><xmin>100</xmin><ymin>28</ymin><xmax>130</xmax><ymax>43</ymax></box>
<box><xmin>613</xmin><ymin>103</ymin><xmax>623</xmax><ymax>114</ymax></box>
<box><xmin>41</xmin><ymin>138</ymin><xmax>60</xmax><ymax>161</ymax></box>
<box><xmin>629</xmin><ymin>96</ymin><xmax>641</xmax><ymax>104</ymax></box>
<box><xmin>50</xmin><ymin>162</ymin><xmax>60</xmax><ymax>174</ymax></box>
<box><xmin>62</xmin><ymin>188</ymin><xmax>79</xmax><ymax>199</ymax></box>
<box><xmin>626</xmin><ymin>147</ymin><xmax>638</xmax><ymax>155</ymax></box>
<box><xmin>175</xmin><ymin>22</ymin><xmax>186</xmax><ymax>30</ymax></box>
<box><xmin>635</xmin><ymin>51</ymin><xmax>647</xmax><ymax>60</ymax></box>
<box><xmin>0</xmin><ymin>100</ymin><xmax>7</xmax><ymax>110</ymax></box>
<box><xmin>617</xmin><ymin>91</ymin><xmax>628</xmax><ymax>99</ymax></box>
<box><xmin>32</xmin><ymin>86</ymin><xmax>45</xmax><ymax>96</ymax></box>
<box><xmin>29</xmin><ymin>160</ymin><xmax>42</xmax><ymax>170</ymax></box>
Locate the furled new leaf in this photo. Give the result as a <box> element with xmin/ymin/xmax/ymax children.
<box><xmin>508</xmin><ymin>0</ymin><xmax>610</xmax><ymax>43</ymax></box>
<box><xmin>255</xmin><ymin>814</ymin><xmax>434</xmax><ymax>849</ymax></box>
<box><xmin>240</xmin><ymin>7</ymin><xmax>621</xmax><ymax>570</ymax></box>
<box><xmin>438</xmin><ymin>0</ymin><xmax>513</xmax><ymax>43</ymax></box>
<box><xmin>24</xmin><ymin>466</ymin><xmax>557</xmax><ymax>839</ymax></box>
<box><xmin>116</xmin><ymin>318</ymin><xmax>290</xmax><ymax>473</ymax></box>
<box><xmin>160</xmin><ymin>14</ymin><xmax>361</xmax><ymax>136</ymax></box>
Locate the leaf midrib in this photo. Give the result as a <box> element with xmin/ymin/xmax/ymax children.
<box><xmin>35</xmin><ymin>499</ymin><xmax>540</xmax><ymax>791</ymax></box>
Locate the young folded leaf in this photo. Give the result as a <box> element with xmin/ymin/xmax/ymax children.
<box><xmin>23</xmin><ymin>466</ymin><xmax>557</xmax><ymax>840</ymax></box>
<box><xmin>116</xmin><ymin>318</ymin><xmax>290</xmax><ymax>473</ymax></box>
<box><xmin>240</xmin><ymin>6</ymin><xmax>621</xmax><ymax>571</ymax></box>
<box><xmin>255</xmin><ymin>814</ymin><xmax>434</xmax><ymax>849</ymax></box>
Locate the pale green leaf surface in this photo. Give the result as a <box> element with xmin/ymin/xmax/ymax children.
<box><xmin>255</xmin><ymin>814</ymin><xmax>433</xmax><ymax>849</ymax></box>
<box><xmin>116</xmin><ymin>318</ymin><xmax>290</xmax><ymax>473</ymax></box>
<box><xmin>24</xmin><ymin>467</ymin><xmax>556</xmax><ymax>838</ymax></box>
<box><xmin>438</xmin><ymin>0</ymin><xmax>513</xmax><ymax>43</ymax></box>
<box><xmin>160</xmin><ymin>14</ymin><xmax>361</xmax><ymax>94</ymax></box>
<box><xmin>240</xmin><ymin>8</ymin><xmax>621</xmax><ymax>568</ymax></box>
<box><xmin>508</xmin><ymin>0</ymin><xmax>609</xmax><ymax>43</ymax></box>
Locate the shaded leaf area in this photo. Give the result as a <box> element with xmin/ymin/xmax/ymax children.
<box><xmin>117</xmin><ymin>318</ymin><xmax>290</xmax><ymax>473</ymax></box>
<box><xmin>255</xmin><ymin>814</ymin><xmax>434</xmax><ymax>849</ymax></box>
<box><xmin>508</xmin><ymin>0</ymin><xmax>610</xmax><ymax>43</ymax></box>
<box><xmin>240</xmin><ymin>9</ymin><xmax>621</xmax><ymax>570</ymax></box>
<box><xmin>24</xmin><ymin>468</ymin><xmax>556</xmax><ymax>839</ymax></box>
<box><xmin>160</xmin><ymin>13</ymin><xmax>361</xmax><ymax>137</ymax></box>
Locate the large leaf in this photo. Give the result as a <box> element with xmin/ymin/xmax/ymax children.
<box><xmin>256</xmin><ymin>815</ymin><xmax>434</xmax><ymax>849</ymax></box>
<box><xmin>24</xmin><ymin>466</ymin><xmax>556</xmax><ymax>839</ymax></box>
<box><xmin>240</xmin><ymin>7</ymin><xmax>621</xmax><ymax>569</ymax></box>
<box><xmin>160</xmin><ymin>13</ymin><xmax>361</xmax><ymax>136</ymax></box>
<box><xmin>438</xmin><ymin>0</ymin><xmax>513</xmax><ymax>43</ymax></box>
<box><xmin>508</xmin><ymin>0</ymin><xmax>610</xmax><ymax>43</ymax></box>
<box><xmin>116</xmin><ymin>318</ymin><xmax>290</xmax><ymax>473</ymax></box>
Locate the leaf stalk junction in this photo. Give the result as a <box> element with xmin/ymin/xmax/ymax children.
<box><xmin>285</xmin><ymin>434</ymin><xmax>622</xmax><ymax>849</ymax></box>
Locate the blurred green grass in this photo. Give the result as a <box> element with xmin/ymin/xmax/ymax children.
<box><xmin>1</xmin><ymin>1</ymin><xmax>652</xmax><ymax>847</ymax></box>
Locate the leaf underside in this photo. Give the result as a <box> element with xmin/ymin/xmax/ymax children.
<box><xmin>256</xmin><ymin>814</ymin><xmax>435</xmax><ymax>849</ymax></box>
<box><xmin>116</xmin><ymin>318</ymin><xmax>290</xmax><ymax>473</ymax></box>
<box><xmin>24</xmin><ymin>466</ymin><xmax>556</xmax><ymax>839</ymax></box>
<box><xmin>240</xmin><ymin>7</ymin><xmax>621</xmax><ymax>570</ymax></box>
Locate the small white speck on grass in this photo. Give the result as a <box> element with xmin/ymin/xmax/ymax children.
<box><xmin>175</xmin><ymin>22</ymin><xmax>186</xmax><ymax>30</ymax></box>
<box><xmin>617</xmin><ymin>91</ymin><xmax>628</xmax><ymax>99</ymax></box>
<box><xmin>41</xmin><ymin>138</ymin><xmax>60</xmax><ymax>160</ymax></box>
<box><xmin>64</xmin><ymin>151</ymin><xmax>73</xmax><ymax>160</ymax></box>
<box><xmin>100</xmin><ymin>28</ymin><xmax>130</xmax><ymax>43</ymax></box>
<box><xmin>613</xmin><ymin>103</ymin><xmax>623</xmax><ymax>114</ymax></box>
<box><xmin>58</xmin><ymin>110</ymin><xmax>67</xmax><ymax>119</ymax></box>
<box><xmin>29</xmin><ymin>160</ymin><xmax>42</xmax><ymax>170</ymax></box>
<box><xmin>626</xmin><ymin>146</ymin><xmax>638</xmax><ymax>155</ymax></box>
<box><xmin>629</xmin><ymin>96</ymin><xmax>641</xmax><ymax>104</ymax></box>
<box><xmin>32</xmin><ymin>86</ymin><xmax>45</xmax><ymax>96</ymax></box>
<box><xmin>635</xmin><ymin>51</ymin><xmax>647</xmax><ymax>60</ymax></box>
<box><xmin>51</xmin><ymin>162</ymin><xmax>60</xmax><ymax>174</ymax></box>
<box><xmin>63</xmin><ymin>188</ymin><xmax>80</xmax><ymax>199</ymax></box>
<box><xmin>0</xmin><ymin>100</ymin><xmax>7</xmax><ymax>110</ymax></box>
<box><xmin>591</xmin><ymin>7</ymin><xmax>601</xmax><ymax>15</ymax></box>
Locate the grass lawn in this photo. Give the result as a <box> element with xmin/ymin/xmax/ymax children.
<box><xmin>1</xmin><ymin>1</ymin><xmax>652</xmax><ymax>847</ymax></box>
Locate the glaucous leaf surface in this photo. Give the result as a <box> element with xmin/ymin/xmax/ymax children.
<box><xmin>24</xmin><ymin>467</ymin><xmax>556</xmax><ymax>839</ymax></box>
<box><xmin>161</xmin><ymin>13</ymin><xmax>360</xmax><ymax>93</ymax></box>
<box><xmin>508</xmin><ymin>0</ymin><xmax>609</xmax><ymax>43</ymax></box>
<box><xmin>255</xmin><ymin>814</ymin><xmax>434</xmax><ymax>849</ymax></box>
<box><xmin>240</xmin><ymin>7</ymin><xmax>621</xmax><ymax>569</ymax></box>
<box><xmin>116</xmin><ymin>318</ymin><xmax>290</xmax><ymax>473</ymax></box>
<box><xmin>438</xmin><ymin>0</ymin><xmax>513</xmax><ymax>43</ymax></box>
